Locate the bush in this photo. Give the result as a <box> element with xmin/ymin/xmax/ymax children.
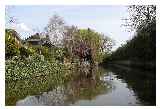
<box><xmin>5</xmin><ymin>54</ymin><xmax>73</xmax><ymax>81</ymax></box>
<box><xmin>5</xmin><ymin>32</ymin><xmax>20</xmax><ymax>59</ymax></box>
<box><xmin>19</xmin><ymin>47</ymin><xmax>32</xmax><ymax>58</ymax></box>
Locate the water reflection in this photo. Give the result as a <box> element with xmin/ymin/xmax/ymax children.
<box><xmin>65</xmin><ymin>74</ymin><xmax>113</xmax><ymax>105</ymax></box>
<box><xmin>16</xmin><ymin>72</ymin><xmax>113</xmax><ymax>106</ymax></box>
<box><xmin>17</xmin><ymin>86</ymin><xmax>66</xmax><ymax>106</ymax></box>
<box><xmin>6</xmin><ymin>65</ymin><xmax>156</xmax><ymax>106</ymax></box>
<box><xmin>105</xmin><ymin>64</ymin><xmax>156</xmax><ymax>105</ymax></box>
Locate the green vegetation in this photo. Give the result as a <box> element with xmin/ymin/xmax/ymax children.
<box><xmin>63</xmin><ymin>27</ymin><xmax>113</xmax><ymax>64</ymax></box>
<box><xmin>6</xmin><ymin>65</ymin><xmax>111</xmax><ymax>105</ymax></box>
<box><xmin>5</xmin><ymin>54</ymin><xmax>73</xmax><ymax>81</ymax></box>
<box><xmin>5</xmin><ymin>26</ymin><xmax>112</xmax><ymax>83</ymax></box>
<box><xmin>103</xmin><ymin>5</ymin><xmax>156</xmax><ymax>68</ymax></box>
<box><xmin>5</xmin><ymin>5</ymin><xmax>156</xmax><ymax>82</ymax></box>
<box><xmin>5</xmin><ymin>29</ymin><xmax>20</xmax><ymax>59</ymax></box>
<box><xmin>19</xmin><ymin>46</ymin><xmax>34</xmax><ymax>58</ymax></box>
<box><xmin>5</xmin><ymin>5</ymin><xmax>156</xmax><ymax>106</ymax></box>
<box><xmin>104</xmin><ymin>21</ymin><xmax>156</xmax><ymax>62</ymax></box>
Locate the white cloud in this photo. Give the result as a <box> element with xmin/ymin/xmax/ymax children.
<box><xmin>9</xmin><ymin>22</ymin><xmax>33</xmax><ymax>33</ymax></box>
<box><xmin>17</xmin><ymin>23</ymin><xmax>32</xmax><ymax>32</ymax></box>
<box><xmin>8</xmin><ymin>22</ymin><xmax>35</xmax><ymax>39</ymax></box>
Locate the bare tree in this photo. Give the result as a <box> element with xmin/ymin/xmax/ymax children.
<box><xmin>45</xmin><ymin>14</ymin><xmax>67</xmax><ymax>46</ymax></box>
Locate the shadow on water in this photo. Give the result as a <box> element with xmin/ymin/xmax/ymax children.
<box><xmin>5</xmin><ymin>64</ymin><xmax>156</xmax><ymax>106</ymax></box>
<box><xmin>103</xmin><ymin>64</ymin><xmax>156</xmax><ymax>105</ymax></box>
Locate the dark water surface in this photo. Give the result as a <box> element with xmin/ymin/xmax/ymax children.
<box><xmin>6</xmin><ymin>65</ymin><xmax>156</xmax><ymax>106</ymax></box>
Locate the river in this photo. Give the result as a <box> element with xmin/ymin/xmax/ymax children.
<box><xmin>6</xmin><ymin>65</ymin><xmax>156</xmax><ymax>106</ymax></box>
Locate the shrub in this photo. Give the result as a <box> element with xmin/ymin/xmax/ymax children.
<box><xmin>5</xmin><ymin>54</ymin><xmax>73</xmax><ymax>81</ymax></box>
<box><xmin>19</xmin><ymin>47</ymin><xmax>32</xmax><ymax>58</ymax></box>
<box><xmin>5</xmin><ymin>32</ymin><xmax>20</xmax><ymax>59</ymax></box>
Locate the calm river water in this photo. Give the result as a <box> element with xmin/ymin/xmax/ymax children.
<box><xmin>6</xmin><ymin>65</ymin><xmax>156</xmax><ymax>106</ymax></box>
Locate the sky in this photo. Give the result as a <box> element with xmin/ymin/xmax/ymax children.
<box><xmin>5</xmin><ymin>5</ymin><xmax>135</xmax><ymax>50</ymax></box>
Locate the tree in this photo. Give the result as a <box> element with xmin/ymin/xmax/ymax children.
<box><xmin>123</xmin><ymin>5</ymin><xmax>156</xmax><ymax>31</ymax></box>
<box><xmin>62</xmin><ymin>25</ymin><xmax>78</xmax><ymax>59</ymax></box>
<box><xmin>105</xmin><ymin>20</ymin><xmax>156</xmax><ymax>63</ymax></box>
<box><xmin>101</xmin><ymin>34</ymin><xmax>115</xmax><ymax>53</ymax></box>
<box><xmin>63</xmin><ymin>27</ymin><xmax>114</xmax><ymax>63</ymax></box>
<box><xmin>45</xmin><ymin>14</ymin><xmax>67</xmax><ymax>46</ymax></box>
<box><xmin>104</xmin><ymin>5</ymin><xmax>156</xmax><ymax>64</ymax></box>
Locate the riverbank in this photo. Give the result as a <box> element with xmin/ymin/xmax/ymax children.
<box><xmin>101</xmin><ymin>60</ymin><xmax>156</xmax><ymax>70</ymax></box>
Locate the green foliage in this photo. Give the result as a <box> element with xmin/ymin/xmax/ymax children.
<box><xmin>64</xmin><ymin>27</ymin><xmax>113</xmax><ymax>63</ymax></box>
<box><xmin>19</xmin><ymin>47</ymin><xmax>33</xmax><ymax>58</ymax></box>
<box><xmin>104</xmin><ymin>21</ymin><xmax>156</xmax><ymax>62</ymax></box>
<box><xmin>5</xmin><ymin>54</ymin><xmax>73</xmax><ymax>81</ymax></box>
<box><xmin>77</xmin><ymin>29</ymin><xmax>114</xmax><ymax>63</ymax></box>
<box><xmin>54</xmin><ymin>47</ymin><xmax>66</xmax><ymax>62</ymax></box>
<box><xmin>31</xmin><ymin>46</ymin><xmax>50</xmax><ymax>60</ymax></box>
<box><xmin>31</xmin><ymin>46</ymin><xmax>66</xmax><ymax>62</ymax></box>
<box><xmin>5</xmin><ymin>29</ymin><xmax>20</xmax><ymax>59</ymax></box>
